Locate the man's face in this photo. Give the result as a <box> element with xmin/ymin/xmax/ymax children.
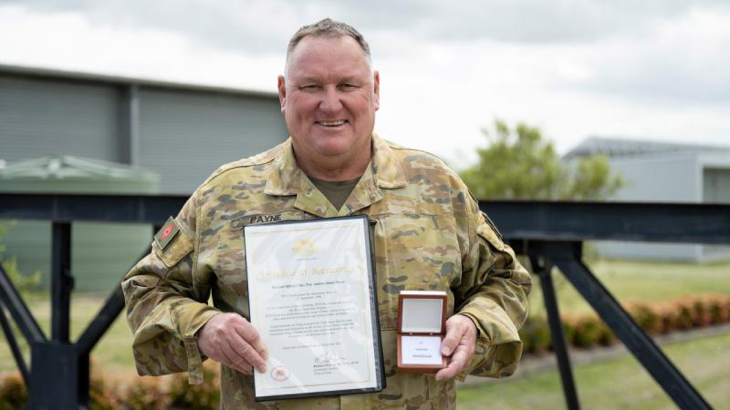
<box><xmin>278</xmin><ymin>36</ymin><xmax>380</xmax><ymax>163</ymax></box>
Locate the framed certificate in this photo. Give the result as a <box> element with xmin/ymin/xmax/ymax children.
<box><xmin>244</xmin><ymin>215</ymin><xmax>385</xmax><ymax>401</ymax></box>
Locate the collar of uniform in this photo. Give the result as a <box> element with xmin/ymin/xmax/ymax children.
<box><xmin>263</xmin><ymin>138</ymin><xmax>301</xmax><ymax>196</ymax></box>
<box><xmin>263</xmin><ymin>134</ymin><xmax>408</xmax><ymax>198</ymax></box>
<box><xmin>370</xmin><ymin>133</ymin><xmax>408</xmax><ymax>189</ymax></box>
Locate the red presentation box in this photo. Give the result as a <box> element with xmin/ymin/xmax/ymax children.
<box><xmin>396</xmin><ymin>290</ymin><xmax>448</xmax><ymax>374</ymax></box>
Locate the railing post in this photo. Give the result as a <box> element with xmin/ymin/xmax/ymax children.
<box><xmin>0</xmin><ymin>265</ymin><xmax>45</xmax><ymax>344</ymax></box>
<box><xmin>530</xmin><ymin>253</ymin><xmax>580</xmax><ymax>410</ymax></box>
<box><xmin>0</xmin><ymin>305</ymin><xmax>29</xmax><ymax>385</ymax></box>
<box><xmin>77</xmin><ymin>246</ymin><xmax>150</xmax><ymax>355</ymax></box>
<box><xmin>29</xmin><ymin>221</ymin><xmax>89</xmax><ymax>409</ymax></box>
<box><xmin>542</xmin><ymin>241</ymin><xmax>712</xmax><ymax>410</ymax></box>
<box><xmin>51</xmin><ymin>222</ymin><xmax>73</xmax><ymax>342</ymax></box>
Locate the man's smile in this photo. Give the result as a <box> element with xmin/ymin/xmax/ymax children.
<box><xmin>316</xmin><ymin>119</ymin><xmax>348</xmax><ymax>127</ymax></box>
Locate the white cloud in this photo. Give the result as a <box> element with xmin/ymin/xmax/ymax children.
<box><xmin>0</xmin><ymin>4</ymin><xmax>283</xmax><ymax>90</ymax></box>
<box><xmin>10</xmin><ymin>0</ymin><xmax>726</xmax><ymax>49</ymax></box>
<box><xmin>1</xmin><ymin>1</ymin><xmax>728</xmax><ymax>167</ymax></box>
<box><xmin>558</xmin><ymin>4</ymin><xmax>730</xmax><ymax>104</ymax></box>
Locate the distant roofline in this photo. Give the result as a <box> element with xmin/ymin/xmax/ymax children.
<box><xmin>0</xmin><ymin>63</ymin><xmax>279</xmax><ymax>100</ymax></box>
<box><xmin>564</xmin><ymin>136</ymin><xmax>730</xmax><ymax>160</ymax></box>
<box><xmin>585</xmin><ymin>135</ymin><xmax>730</xmax><ymax>150</ymax></box>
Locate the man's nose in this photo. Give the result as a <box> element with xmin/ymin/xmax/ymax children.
<box><xmin>319</xmin><ymin>87</ymin><xmax>343</xmax><ymax>113</ymax></box>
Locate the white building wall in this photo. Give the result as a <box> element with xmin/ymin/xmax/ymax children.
<box><xmin>700</xmin><ymin>153</ymin><xmax>730</xmax><ymax>262</ymax></box>
<box><xmin>596</xmin><ymin>153</ymin><xmax>703</xmax><ymax>262</ymax></box>
<box><xmin>609</xmin><ymin>153</ymin><xmax>700</xmax><ymax>202</ymax></box>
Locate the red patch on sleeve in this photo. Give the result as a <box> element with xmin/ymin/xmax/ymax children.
<box><xmin>160</xmin><ymin>223</ymin><xmax>174</xmax><ymax>240</ymax></box>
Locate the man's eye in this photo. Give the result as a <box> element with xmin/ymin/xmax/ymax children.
<box><xmin>340</xmin><ymin>83</ymin><xmax>358</xmax><ymax>90</ymax></box>
<box><xmin>300</xmin><ymin>85</ymin><xmax>319</xmax><ymax>91</ymax></box>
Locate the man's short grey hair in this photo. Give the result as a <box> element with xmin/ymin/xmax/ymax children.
<box><xmin>285</xmin><ymin>18</ymin><xmax>372</xmax><ymax>75</ymax></box>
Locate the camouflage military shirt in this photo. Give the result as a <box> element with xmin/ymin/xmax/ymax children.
<box><xmin>122</xmin><ymin>134</ymin><xmax>532</xmax><ymax>409</ymax></box>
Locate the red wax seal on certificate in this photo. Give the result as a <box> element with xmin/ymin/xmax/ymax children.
<box><xmin>271</xmin><ymin>366</ymin><xmax>290</xmax><ymax>382</ymax></box>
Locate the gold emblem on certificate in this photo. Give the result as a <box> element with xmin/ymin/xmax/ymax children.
<box><xmin>244</xmin><ymin>216</ymin><xmax>385</xmax><ymax>401</ymax></box>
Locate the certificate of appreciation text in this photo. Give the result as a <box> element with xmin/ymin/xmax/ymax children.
<box><xmin>244</xmin><ymin>216</ymin><xmax>385</xmax><ymax>401</ymax></box>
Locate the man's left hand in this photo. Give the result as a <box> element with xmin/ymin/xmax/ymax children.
<box><xmin>435</xmin><ymin>314</ymin><xmax>477</xmax><ymax>381</ymax></box>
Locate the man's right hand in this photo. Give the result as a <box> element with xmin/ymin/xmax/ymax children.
<box><xmin>197</xmin><ymin>313</ymin><xmax>268</xmax><ymax>375</ymax></box>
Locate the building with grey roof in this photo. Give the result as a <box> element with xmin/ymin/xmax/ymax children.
<box><xmin>566</xmin><ymin>137</ymin><xmax>730</xmax><ymax>263</ymax></box>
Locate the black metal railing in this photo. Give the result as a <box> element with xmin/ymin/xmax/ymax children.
<box><xmin>1</xmin><ymin>193</ymin><xmax>728</xmax><ymax>409</ymax></box>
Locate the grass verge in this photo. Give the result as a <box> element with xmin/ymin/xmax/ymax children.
<box><xmin>458</xmin><ymin>331</ymin><xmax>730</xmax><ymax>409</ymax></box>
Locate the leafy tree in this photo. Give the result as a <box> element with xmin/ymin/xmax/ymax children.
<box><xmin>0</xmin><ymin>222</ymin><xmax>40</xmax><ymax>295</ymax></box>
<box><xmin>461</xmin><ymin>120</ymin><xmax>624</xmax><ymax>200</ymax></box>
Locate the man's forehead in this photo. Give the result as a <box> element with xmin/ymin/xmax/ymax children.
<box><xmin>291</xmin><ymin>35</ymin><xmax>367</xmax><ymax>59</ymax></box>
<box><xmin>287</xmin><ymin>36</ymin><xmax>371</xmax><ymax>75</ymax></box>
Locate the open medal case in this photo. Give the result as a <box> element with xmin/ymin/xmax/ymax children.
<box><xmin>396</xmin><ymin>290</ymin><xmax>448</xmax><ymax>373</ymax></box>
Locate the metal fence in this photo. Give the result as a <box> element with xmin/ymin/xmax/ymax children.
<box><xmin>1</xmin><ymin>193</ymin><xmax>728</xmax><ymax>409</ymax></box>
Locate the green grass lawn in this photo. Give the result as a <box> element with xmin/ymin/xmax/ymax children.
<box><xmin>458</xmin><ymin>331</ymin><xmax>730</xmax><ymax>409</ymax></box>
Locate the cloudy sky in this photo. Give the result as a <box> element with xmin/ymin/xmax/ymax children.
<box><xmin>1</xmin><ymin>0</ymin><xmax>729</xmax><ymax>166</ymax></box>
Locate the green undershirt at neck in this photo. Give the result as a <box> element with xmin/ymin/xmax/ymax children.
<box><xmin>308</xmin><ymin>175</ymin><xmax>361</xmax><ymax>211</ymax></box>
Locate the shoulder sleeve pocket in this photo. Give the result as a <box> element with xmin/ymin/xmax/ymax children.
<box><xmin>153</xmin><ymin>226</ymin><xmax>194</xmax><ymax>268</ymax></box>
<box><xmin>476</xmin><ymin>211</ymin><xmax>505</xmax><ymax>252</ymax></box>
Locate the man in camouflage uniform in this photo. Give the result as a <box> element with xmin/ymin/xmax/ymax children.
<box><xmin>123</xmin><ymin>18</ymin><xmax>532</xmax><ymax>409</ymax></box>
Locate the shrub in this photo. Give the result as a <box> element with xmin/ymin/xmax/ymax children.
<box><xmin>691</xmin><ymin>298</ymin><xmax>712</xmax><ymax>327</ymax></box>
<box><xmin>626</xmin><ymin>302</ymin><xmax>660</xmax><ymax>334</ymax></box>
<box><xmin>595</xmin><ymin>320</ymin><xmax>615</xmax><ymax>346</ymax></box>
<box><xmin>654</xmin><ymin>301</ymin><xmax>682</xmax><ymax>334</ymax></box>
<box><xmin>572</xmin><ymin>316</ymin><xmax>602</xmax><ymax>348</ymax></box>
<box><xmin>707</xmin><ymin>294</ymin><xmax>730</xmax><ymax>324</ymax></box>
<box><xmin>89</xmin><ymin>374</ymin><xmax>116</xmax><ymax>410</ymax></box>
<box><xmin>0</xmin><ymin>373</ymin><xmax>27</xmax><ymax>410</ymax></box>
<box><xmin>168</xmin><ymin>362</ymin><xmax>221</xmax><ymax>410</ymax></box>
<box><xmin>0</xmin><ymin>222</ymin><xmax>41</xmax><ymax>296</ymax></box>
<box><xmin>120</xmin><ymin>377</ymin><xmax>169</xmax><ymax>410</ymax></box>
<box><xmin>519</xmin><ymin>316</ymin><xmax>551</xmax><ymax>355</ymax></box>
<box><xmin>519</xmin><ymin>294</ymin><xmax>730</xmax><ymax>352</ymax></box>
<box><xmin>675</xmin><ymin>300</ymin><xmax>695</xmax><ymax>330</ymax></box>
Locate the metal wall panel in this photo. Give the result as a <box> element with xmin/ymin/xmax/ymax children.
<box><xmin>702</xmin><ymin>168</ymin><xmax>730</xmax><ymax>261</ymax></box>
<box><xmin>703</xmin><ymin>168</ymin><xmax>730</xmax><ymax>203</ymax></box>
<box><xmin>0</xmin><ymin>75</ymin><xmax>121</xmax><ymax>163</ymax></box>
<box><xmin>138</xmin><ymin>88</ymin><xmax>287</xmax><ymax>194</ymax></box>
<box><xmin>596</xmin><ymin>154</ymin><xmax>701</xmax><ymax>262</ymax></box>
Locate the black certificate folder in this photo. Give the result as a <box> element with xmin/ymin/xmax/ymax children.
<box><xmin>244</xmin><ymin>215</ymin><xmax>385</xmax><ymax>401</ymax></box>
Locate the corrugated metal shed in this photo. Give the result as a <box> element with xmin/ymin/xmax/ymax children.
<box><xmin>0</xmin><ymin>75</ymin><xmax>122</xmax><ymax>162</ymax></box>
<box><xmin>137</xmin><ymin>88</ymin><xmax>287</xmax><ymax>193</ymax></box>
<box><xmin>0</xmin><ymin>64</ymin><xmax>288</xmax><ymax>194</ymax></box>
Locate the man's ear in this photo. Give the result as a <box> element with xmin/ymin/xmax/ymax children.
<box><xmin>373</xmin><ymin>70</ymin><xmax>380</xmax><ymax>111</ymax></box>
<box><xmin>277</xmin><ymin>75</ymin><xmax>286</xmax><ymax>113</ymax></box>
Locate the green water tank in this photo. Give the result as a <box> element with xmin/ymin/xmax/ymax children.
<box><xmin>0</xmin><ymin>155</ymin><xmax>160</xmax><ymax>292</ymax></box>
